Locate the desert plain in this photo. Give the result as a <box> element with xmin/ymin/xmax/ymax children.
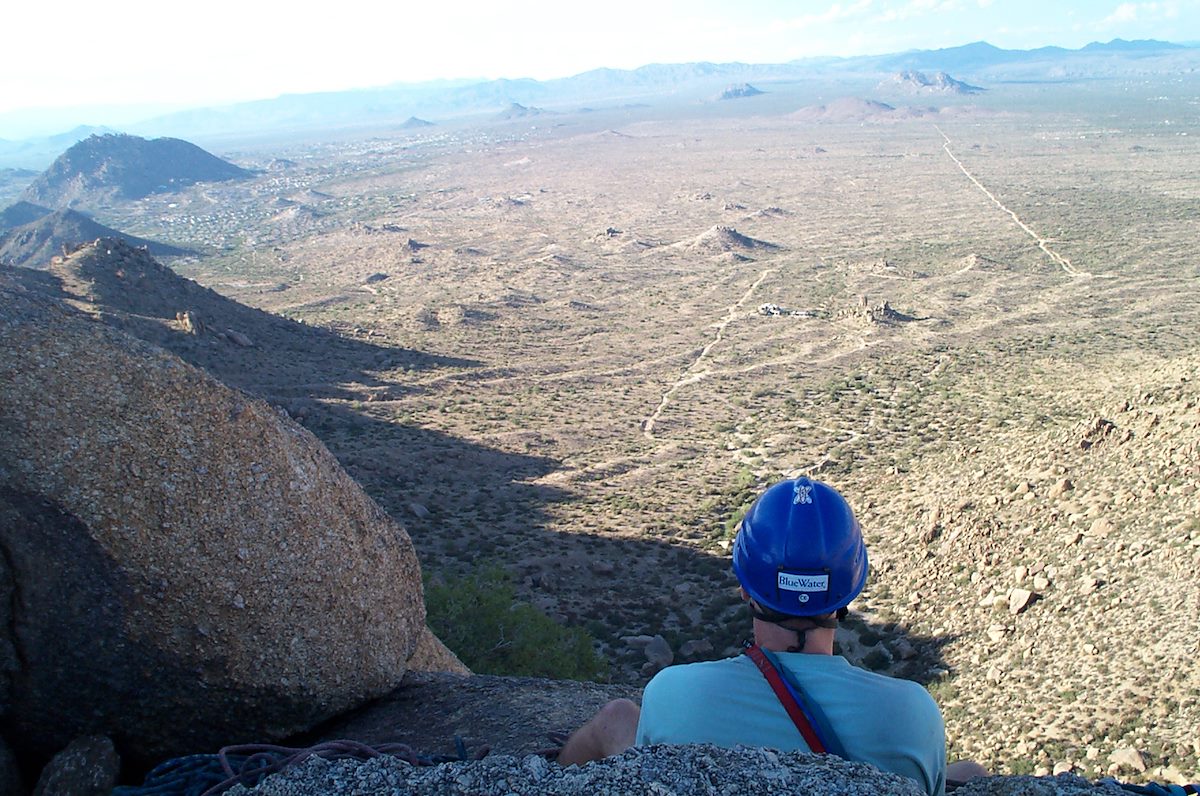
<box><xmin>13</xmin><ymin>76</ymin><xmax>1199</xmax><ymax>781</ymax></box>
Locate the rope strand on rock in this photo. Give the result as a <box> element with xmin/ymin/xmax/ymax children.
<box><xmin>112</xmin><ymin>737</ymin><xmax>484</xmax><ymax>796</ymax></box>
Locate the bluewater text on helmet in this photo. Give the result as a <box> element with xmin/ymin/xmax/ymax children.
<box><xmin>778</xmin><ymin>572</ymin><xmax>829</xmax><ymax>592</ymax></box>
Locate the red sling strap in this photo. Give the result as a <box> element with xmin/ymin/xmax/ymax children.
<box><xmin>744</xmin><ymin>643</ymin><xmax>827</xmax><ymax>754</ymax></box>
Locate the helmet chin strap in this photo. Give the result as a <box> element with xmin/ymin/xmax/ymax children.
<box><xmin>749</xmin><ymin>602</ymin><xmax>846</xmax><ymax>653</ymax></box>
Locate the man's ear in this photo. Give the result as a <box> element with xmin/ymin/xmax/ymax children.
<box><xmin>739</xmin><ymin>587</ymin><xmax>749</xmax><ymax>602</ymax></box>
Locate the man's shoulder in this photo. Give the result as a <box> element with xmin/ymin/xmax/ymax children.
<box><xmin>784</xmin><ymin>656</ymin><xmax>941</xmax><ymax>715</ymax></box>
<box><xmin>836</xmin><ymin>665</ymin><xmax>942</xmax><ymax>721</ymax></box>
<box><xmin>644</xmin><ymin>656</ymin><xmax>752</xmax><ymax>692</ymax></box>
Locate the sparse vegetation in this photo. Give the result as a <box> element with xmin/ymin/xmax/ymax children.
<box><xmin>424</xmin><ymin>566</ymin><xmax>608</xmax><ymax>681</ymax></box>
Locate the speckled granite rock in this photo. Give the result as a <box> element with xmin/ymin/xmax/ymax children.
<box><xmin>405</xmin><ymin>628</ymin><xmax>471</xmax><ymax>676</ymax></box>
<box><xmin>225</xmin><ymin>747</ymin><xmax>1140</xmax><ymax>796</ymax></box>
<box><xmin>953</xmin><ymin>773</ymin><xmax>1125</xmax><ymax>795</ymax></box>
<box><xmin>228</xmin><ymin>745</ymin><xmax>929</xmax><ymax>795</ymax></box>
<box><xmin>311</xmin><ymin>671</ymin><xmax>638</xmax><ymax>759</ymax></box>
<box><xmin>32</xmin><ymin>735</ymin><xmax>119</xmax><ymax>796</ymax></box>
<box><xmin>0</xmin><ymin>278</ymin><xmax>425</xmax><ymax>763</ymax></box>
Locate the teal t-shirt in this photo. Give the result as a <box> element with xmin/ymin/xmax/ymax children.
<box><xmin>635</xmin><ymin>653</ymin><xmax>946</xmax><ymax>796</ymax></box>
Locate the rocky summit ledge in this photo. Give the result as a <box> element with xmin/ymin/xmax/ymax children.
<box><xmin>227</xmin><ymin>745</ymin><xmax>1129</xmax><ymax>796</ymax></box>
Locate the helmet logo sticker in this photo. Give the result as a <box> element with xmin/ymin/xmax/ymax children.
<box><xmin>792</xmin><ymin>482</ymin><xmax>813</xmax><ymax>505</ymax></box>
<box><xmin>778</xmin><ymin>572</ymin><xmax>829</xmax><ymax>593</ymax></box>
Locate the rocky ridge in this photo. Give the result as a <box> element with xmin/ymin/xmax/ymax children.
<box><xmin>0</xmin><ymin>209</ymin><xmax>189</xmax><ymax>267</ymax></box>
<box><xmin>2</xmin><ymin>238</ymin><xmax>453</xmax><ymax>406</ymax></box>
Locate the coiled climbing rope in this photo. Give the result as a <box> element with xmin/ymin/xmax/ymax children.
<box><xmin>113</xmin><ymin>738</ymin><xmax>485</xmax><ymax>796</ymax></box>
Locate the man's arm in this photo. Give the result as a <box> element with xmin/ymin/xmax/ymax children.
<box><xmin>557</xmin><ymin>698</ymin><xmax>640</xmax><ymax>767</ymax></box>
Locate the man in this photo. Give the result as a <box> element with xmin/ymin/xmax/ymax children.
<box><xmin>558</xmin><ymin>477</ymin><xmax>984</xmax><ymax>796</ymax></box>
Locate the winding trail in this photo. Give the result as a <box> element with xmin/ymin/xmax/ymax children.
<box><xmin>642</xmin><ymin>267</ymin><xmax>777</xmax><ymax>438</ymax></box>
<box><xmin>935</xmin><ymin>126</ymin><xmax>1092</xmax><ymax>278</ymax></box>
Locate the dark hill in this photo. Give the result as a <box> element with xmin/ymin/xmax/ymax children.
<box><xmin>400</xmin><ymin>116</ymin><xmax>435</xmax><ymax>129</ymax></box>
<box><xmin>717</xmin><ymin>83</ymin><xmax>764</xmax><ymax>100</ymax></box>
<box><xmin>21</xmin><ymin>133</ymin><xmax>253</xmax><ymax>208</ymax></box>
<box><xmin>0</xmin><ymin>200</ymin><xmax>52</xmax><ymax>231</ymax></box>
<box><xmin>0</xmin><ymin>208</ymin><xmax>190</xmax><ymax>268</ymax></box>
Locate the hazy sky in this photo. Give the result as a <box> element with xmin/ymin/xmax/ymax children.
<box><xmin>3</xmin><ymin>0</ymin><xmax>1198</xmax><ymax>134</ymax></box>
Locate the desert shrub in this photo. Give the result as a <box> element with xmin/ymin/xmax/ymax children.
<box><xmin>424</xmin><ymin>566</ymin><xmax>608</xmax><ymax>681</ymax></box>
<box><xmin>719</xmin><ymin>467</ymin><xmax>760</xmax><ymax>538</ymax></box>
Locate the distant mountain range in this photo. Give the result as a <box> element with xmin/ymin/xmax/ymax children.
<box><xmin>0</xmin><ymin>38</ymin><xmax>1193</xmax><ymax>165</ymax></box>
<box><xmin>128</xmin><ymin>38</ymin><xmax>1196</xmax><ymax>139</ymax></box>
<box><xmin>0</xmin><ymin>125</ymin><xmax>118</xmax><ymax>170</ymax></box>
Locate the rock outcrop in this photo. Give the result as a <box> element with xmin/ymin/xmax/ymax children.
<box><xmin>679</xmin><ymin>225</ymin><xmax>779</xmax><ymax>254</ymax></box>
<box><xmin>881</xmin><ymin>70</ymin><xmax>984</xmax><ymax>95</ymax></box>
<box><xmin>0</xmin><ymin>278</ymin><xmax>426</xmax><ymax>765</ymax></box>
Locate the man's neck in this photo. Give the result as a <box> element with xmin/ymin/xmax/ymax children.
<box><xmin>753</xmin><ymin>619</ymin><xmax>835</xmax><ymax>655</ymax></box>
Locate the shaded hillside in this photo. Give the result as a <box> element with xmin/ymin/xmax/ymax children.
<box><xmin>21</xmin><ymin>133</ymin><xmax>253</xmax><ymax>208</ymax></box>
<box><xmin>7</xmin><ymin>238</ymin><xmax>471</xmax><ymax>403</ymax></box>
<box><xmin>0</xmin><ymin>207</ymin><xmax>190</xmax><ymax>267</ymax></box>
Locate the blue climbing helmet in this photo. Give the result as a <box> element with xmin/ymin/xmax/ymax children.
<box><xmin>731</xmin><ymin>477</ymin><xmax>868</xmax><ymax>617</ymax></box>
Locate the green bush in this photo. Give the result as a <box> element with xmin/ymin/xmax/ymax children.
<box><xmin>424</xmin><ymin>566</ymin><xmax>608</xmax><ymax>681</ymax></box>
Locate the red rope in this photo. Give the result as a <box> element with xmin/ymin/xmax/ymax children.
<box><xmin>744</xmin><ymin>644</ymin><xmax>827</xmax><ymax>754</ymax></box>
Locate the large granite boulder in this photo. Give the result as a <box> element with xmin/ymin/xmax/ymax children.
<box><xmin>0</xmin><ymin>278</ymin><xmax>425</xmax><ymax>764</ymax></box>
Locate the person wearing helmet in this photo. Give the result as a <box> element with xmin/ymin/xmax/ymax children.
<box><xmin>558</xmin><ymin>477</ymin><xmax>983</xmax><ymax>795</ymax></box>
